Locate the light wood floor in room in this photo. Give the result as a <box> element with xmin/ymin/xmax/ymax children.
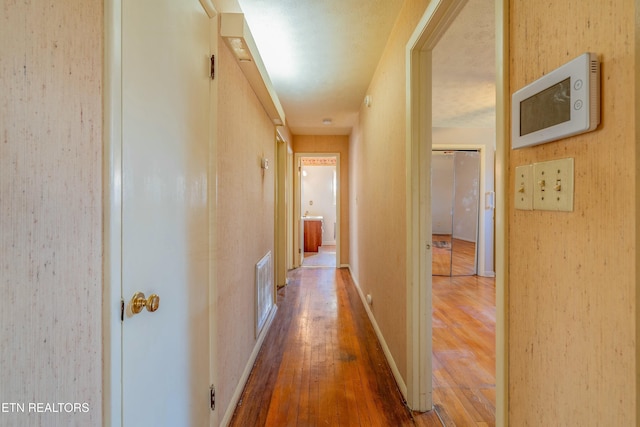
<box><xmin>229</xmin><ymin>267</ymin><xmax>495</xmax><ymax>426</ymax></box>
<box><xmin>432</xmin><ymin>275</ymin><xmax>496</xmax><ymax>426</ymax></box>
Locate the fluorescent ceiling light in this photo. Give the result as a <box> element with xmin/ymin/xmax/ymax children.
<box><xmin>220</xmin><ymin>13</ymin><xmax>286</xmax><ymax>127</ymax></box>
<box><xmin>227</xmin><ymin>37</ymin><xmax>252</xmax><ymax>62</ymax></box>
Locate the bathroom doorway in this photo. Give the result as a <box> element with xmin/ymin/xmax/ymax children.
<box><xmin>295</xmin><ymin>154</ymin><xmax>340</xmax><ymax>268</ymax></box>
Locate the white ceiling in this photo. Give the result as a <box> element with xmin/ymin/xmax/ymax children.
<box><xmin>432</xmin><ymin>0</ymin><xmax>495</xmax><ymax>128</ymax></box>
<box><xmin>224</xmin><ymin>0</ymin><xmax>495</xmax><ymax>135</ymax></box>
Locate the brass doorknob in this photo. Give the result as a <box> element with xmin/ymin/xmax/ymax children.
<box><xmin>130</xmin><ymin>292</ymin><xmax>160</xmax><ymax>314</ymax></box>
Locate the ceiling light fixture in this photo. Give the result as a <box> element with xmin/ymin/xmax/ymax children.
<box><xmin>322</xmin><ymin>118</ymin><xmax>332</xmax><ymax>125</ymax></box>
<box><xmin>221</xmin><ymin>13</ymin><xmax>286</xmax><ymax>127</ymax></box>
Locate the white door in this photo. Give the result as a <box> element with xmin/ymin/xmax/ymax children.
<box><xmin>121</xmin><ymin>0</ymin><xmax>211</xmax><ymax>425</ymax></box>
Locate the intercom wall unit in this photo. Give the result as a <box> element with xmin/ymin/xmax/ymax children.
<box><xmin>512</xmin><ymin>52</ymin><xmax>600</xmax><ymax>149</ymax></box>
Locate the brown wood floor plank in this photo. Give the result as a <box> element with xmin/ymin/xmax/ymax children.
<box><xmin>229</xmin><ymin>267</ymin><xmax>495</xmax><ymax>427</ymax></box>
<box><xmin>229</xmin><ymin>267</ymin><xmax>443</xmax><ymax>426</ymax></box>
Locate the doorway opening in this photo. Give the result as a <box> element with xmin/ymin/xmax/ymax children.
<box><xmin>428</xmin><ymin>0</ymin><xmax>497</xmax><ymax>422</ymax></box>
<box><xmin>295</xmin><ymin>154</ymin><xmax>340</xmax><ymax>268</ymax></box>
<box><xmin>405</xmin><ymin>0</ymin><xmax>506</xmax><ymax>419</ymax></box>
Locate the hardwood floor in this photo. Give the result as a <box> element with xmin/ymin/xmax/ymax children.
<box><xmin>229</xmin><ymin>267</ymin><xmax>495</xmax><ymax>427</ymax></box>
<box><xmin>431</xmin><ymin>275</ymin><xmax>496</xmax><ymax>426</ymax></box>
<box><xmin>229</xmin><ymin>267</ymin><xmax>442</xmax><ymax>426</ymax></box>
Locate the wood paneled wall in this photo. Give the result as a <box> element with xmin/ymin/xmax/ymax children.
<box><xmin>509</xmin><ymin>0</ymin><xmax>636</xmax><ymax>424</ymax></box>
<box><xmin>0</xmin><ymin>1</ymin><xmax>103</xmax><ymax>426</ymax></box>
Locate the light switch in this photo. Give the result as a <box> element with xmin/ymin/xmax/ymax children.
<box><xmin>514</xmin><ymin>164</ymin><xmax>533</xmax><ymax>210</ymax></box>
<box><xmin>533</xmin><ymin>158</ymin><xmax>574</xmax><ymax>212</ymax></box>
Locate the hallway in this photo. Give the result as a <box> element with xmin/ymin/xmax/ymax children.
<box><xmin>229</xmin><ymin>267</ymin><xmax>442</xmax><ymax>426</ymax></box>
<box><xmin>229</xmin><ymin>265</ymin><xmax>496</xmax><ymax>426</ymax></box>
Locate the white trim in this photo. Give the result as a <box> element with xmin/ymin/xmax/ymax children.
<box><xmin>206</xmin><ymin>6</ymin><xmax>220</xmax><ymax>426</ymax></box>
<box><xmin>219</xmin><ymin>305</ymin><xmax>278</xmax><ymax>427</ymax></box>
<box><xmin>198</xmin><ymin>0</ymin><xmax>217</xmax><ymax>18</ymax></box>
<box><xmin>103</xmin><ymin>0</ymin><xmax>123</xmax><ymax>425</ymax></box>
<box><xmin>495</xmin><ymin>0</ymin><xmax>509</xmax><ymax>424</ymax></box>
<box><xmin>346</xmin><ymin>265</ymin><xmax>407</xmax><ymax>398</ymax></box>
<box><xmin>406</xmin><ymin>0</ymin><xmax>471</xmax><ymax>412</ymax></box>
<box><xmin>406</xmin><ymin>0</ymin><xmax>508</xmax><ymax>420</ymax></box>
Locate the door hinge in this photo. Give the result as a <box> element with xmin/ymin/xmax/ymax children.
<box><xmin>210</xmin><ymin>55</ymin><xmax>215</xmax><ymax>80</ymax></box>
<box><xmin>120</xmin><ymin>299</ymin><xmax>125</xmax><ymax>322</ymax></box>
<box><xmin>210</xmin><ymin>385</ymin><xmax>215</xmax><ymax>411</ymax></box>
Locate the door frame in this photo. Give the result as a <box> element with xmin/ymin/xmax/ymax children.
<box><xmin>405</xmin><ymin>0</ymin><xmax>508</xmax><ymax>421</ymax></box>
<box><xmin>274</xmin><ymin>132</ymin><xmax>288</xmax><ymax>289</ymax></box>
<box><xmin>103</xmin><ymin>1</ymin><xmax>123</xmax><ymax>423</ymax></box>
<box><xmin>293</xmin><ymin>152</ymin><xmax>341</xmax><ymax>268</ymax></box>
<box><xmin>102</xmin><ymin>1</ymin><xmax>219</xmax><ymax>425</ymax></box>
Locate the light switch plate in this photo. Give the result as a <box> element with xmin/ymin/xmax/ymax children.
<box><xmin>533</xmin><ymin>158</ymin><xmax>574</xmax><ymax>212</ymax></box>
<box><xmin>514</xmin><ymin>164</ymin><xmax>533</xmax><ymax>210</ymax></box>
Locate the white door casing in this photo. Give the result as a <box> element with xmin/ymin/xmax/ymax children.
<box><xmin>405</xmin><ymin>0</ymin><xmax>469</xmax><ymax>412</ymax></box>
<box><xmin>294</xmin><ymin>153</ymin><xmax>341</xmax><ymax>267</ymax></box>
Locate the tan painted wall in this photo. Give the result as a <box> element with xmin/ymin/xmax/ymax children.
<box><xmin>216</xmin><ymin>38</ymin><xmax>277</xmax><ymax>418</ymax></box>
<box><xmin>509</xmin><ymin>0</ymin><xmax>637</xmax><ymax>424</ymax></box>
<box><xmin>0</xmin><ymin>1</ymin><xmax>103</xmax><ymax>426</ymax></box>
<box><xmin>293</xmin><ymin>135</ymin><xmax>350</xmax><ymax>265</ymax></box>
<box><xmin>349</xmin><ymin>0</ymin><xmax>430</xmax><ymax>383</ymax></box>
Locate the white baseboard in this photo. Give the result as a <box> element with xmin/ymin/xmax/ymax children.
<box><xmin>479</xmin><ymin>270</ymin><xmax>496</xmax><ymax>278</ymax></box>
<box><xmin>219</xmin><ymin>304</ymin><xmax>278</xmax><ymax>426</ymax></box>
<box><xmin>345</xmin><ymin>265</ymin><xmax>408</xmax><ymax>399</ymax></box>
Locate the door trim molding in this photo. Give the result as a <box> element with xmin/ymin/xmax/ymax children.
<box><xmin>103</xmin><ymin>0</ymin><xmax>123</xmax><ymax>425</ymax></box>
<box><xmin>206</xmin><ymin>5</ymin><xmax>219</xmax><ymax>427</ymax></box>
<box><xmin>405</xmin><ymin>0</ymin><xmax>469</xmax><ymax>411</ymax></box>
<box><xmin>293</xmin><ymin>152</ymin><xmax>341</xmax><ymax>268</ymax></box>
<box><xmin>495</xmin><ymin>0</ymin><xmax>510</xmax><ymax>424</ymax></box>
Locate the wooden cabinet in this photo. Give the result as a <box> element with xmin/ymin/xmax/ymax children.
<box><xmin>304</xmin><ymin>220</ymin><xmax>322</xmax><ymax>252</ymax></box>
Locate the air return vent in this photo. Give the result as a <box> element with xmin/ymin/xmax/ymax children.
<box><xmin>255</xmin><ymin>252</ymin><xmax>274</xmax><ymax>337</ymax></box>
